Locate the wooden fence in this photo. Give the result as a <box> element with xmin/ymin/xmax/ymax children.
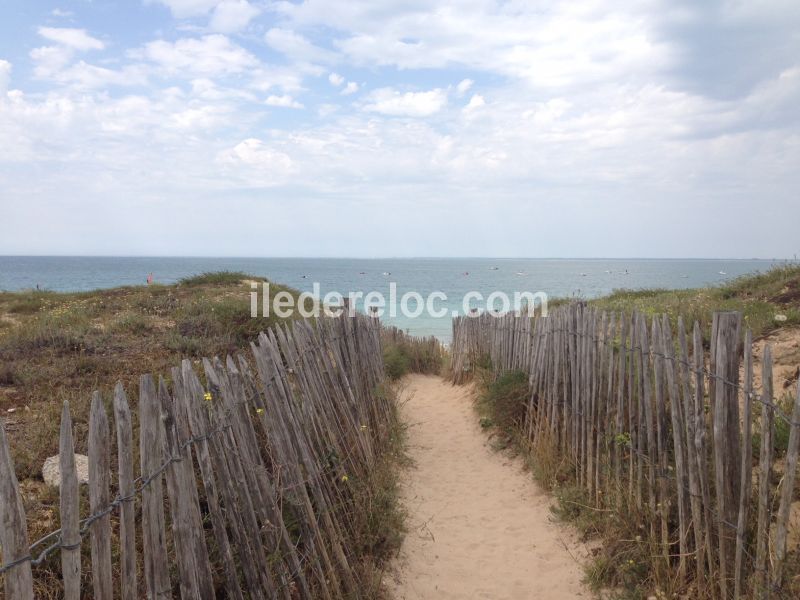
<box><xmin>451</xmin><ymin>304</ymin><xmax>800</xmax><ymax>599</ymax></box>
<box><xmin>0</xmin><ymin>312</ymin><xmax>389</xmax><ymax>599</ymax></box>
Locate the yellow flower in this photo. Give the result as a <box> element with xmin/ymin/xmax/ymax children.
<box><xmin>360</xmin><ymin>424</ymin><xmax>367</xmax><ymax>431</ymax></box>
<box><xmin>341</xmin><ymin>475</ymin><xmax>349</xmax><ymax>483</ymax></box>
<box><xmin>204</xmin><ymin>392</ymin><xmax>212</xmax><ymax>402</ymax></box>
<box><xmin>256</xmin><ymin>408</ymin><xmax>264</xmax><ymax>414</ymax></box>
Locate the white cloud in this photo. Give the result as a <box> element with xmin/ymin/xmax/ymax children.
<box><xmin>456</xmin><ymin>78</ymin><xmax>473</xmax><ymax>95</ymax></box>
<box><xmin>264</xmin><ymin>28</ymin><xmax>336</xmax><ymax>64</ymax></box>
<box><xmin>2</xmin><ymin>0</ymin><xmax>800</xmax><ymax>258</ymax></box>
<box><xmin>30</xmin><ymin>45</ymin><xmax>73</xmax><ymax>79</ymax></box>
<box><xmin>363</xmin><ymin>87</ymin><xmax>447</xmax><ymax>117</ymax></box>
<box><xmin>265</xmin><ymin>94</ymin><xmax>304</xmax><ymax>108</ymax></box>
<box><xmin>278</xmin><ymin>2</ymin><xmax>671</xmax><ymax>90</ymax></box>
<box><xmin>38</xmin><ymin>27</ymin><xmax>104</xmax><ymax>51</ymax></box>
<box><xmin>341</xmin><ymin>81</ymin><xmax>358</xmax><ymax>95</ymax></box>
<box><xmin>218</xmin><ymin>138</ymin><xmax>294</xmax><ymax>182</ymax></box>
<box><xmin>139</xmin><ymin>35</ymin><xmax>258</xmax><ymax>76</ymax></box>
<box><xmin>51</xmin><ymin>9</ymin><xmax>73</xmax><ymax>18</ymax></box>
<box><xmin>209</xmin><ymin>0</ymin><xmax>259</xmax><ymax>33</ymax></box>
<box><xmin>0</xmin><ymin>60</ymin><xmax>10</xmax><ymax>94</ymax></box>
<box><xmin>463</xmin><ymin>93</ymin><xmax>485</xmax><ymax>111</ymax></box>
<box><xmin>56</xmin><ymin>62</ymin><xmax>149</xmax><ymax>89</ymax></box>
<box><xmin>147</xmin><ymin>0</ymin><xmax>221</xmax><ymax>18</ymax></box>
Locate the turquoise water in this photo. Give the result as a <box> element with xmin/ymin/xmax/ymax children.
<box><xmin>0</xmin><ymin>257</ymin><xmax>787</xmax><ymax>341</ymax></box>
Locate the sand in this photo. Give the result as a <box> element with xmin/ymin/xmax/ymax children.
<box><xmin>387</xmin><ymin>374</ymin><xmax>591</xmax><ymax>600</ymax></box>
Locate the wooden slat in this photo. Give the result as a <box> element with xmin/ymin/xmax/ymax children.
<box><xmin>754</xmin><ymin>345</ymin><xmax>774</xmax><ymax>598</ymax></box>
<box><xmin>59</xmin><ymin>401</ymin><xmax>81</xmax><ymax>600</ymax></box>
<box><xmin>139</xmin><ymin>375</ymin><xmax>171</xmax><ymax>599</ymax></box>
<box><xmin>177</xmin><ymin>362</ymin><xmax>244</xmax><ymax>600</ymax></box>
<box><xmin>678</xmin><ymin>317</ymin><xmax>706</xmax><ymax>591</ymax></box>
<box><xmin>113</xmin><ymin>383</ymin><xmax>137</xmax><ymax>600</ymax></box>
<box><xmin>733</xmin><ymin>329</ymin><xmax>754</xmax><ymax>600</ymax></box>
<box><xmin>158</xmin><ymin>377</ymin><xmax>214</xmax><ymax>599</ymax></box>
<box><xmin>0</xmin><ymin>411</ymin><xmax>34</xmax><ymax>599</ymax></box>
<box><xmin>88</xmin><ymin>392</ymin><xmax>112</xmax><ymax>600</ymax></box>
<box><xmin>711</xmin><ymin>311</ymin><xmax>742</xmax><ymax>598</ymax></box>
<box><xmin>772</xmin><ymin>375</ymin><xmax>800</xmax><ymax>588</ymax></box>
<box><xmin>661</xmin><ymin>316</ymin><xmax>688</xmax><ymax>583</ymax></box>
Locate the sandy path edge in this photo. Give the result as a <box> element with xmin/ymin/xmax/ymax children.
<box><xmin>385</xmin><ymin>374</ymin><xmax>592</xmax><ymax>600</ymax></box>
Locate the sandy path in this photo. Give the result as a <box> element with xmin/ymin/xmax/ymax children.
<box><xmin>387</xmin><ymin>374</ymin><xmax>591</xmax><ymax>600</ymax></box>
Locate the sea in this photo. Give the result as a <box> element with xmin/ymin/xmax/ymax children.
<box><xmin>0</xmin><ymin>257</ymin><xmax>788</xmax><ymax>342</ymax></box>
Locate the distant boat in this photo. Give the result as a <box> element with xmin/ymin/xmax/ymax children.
<box><xmin>489</xmin><ymin>266</ymin><xmax>499</xmax><ymax>271</ymax></box>
<box><xmin>604</xmin><ymin>270</ymin><xmax>611</xmax><ymax>274</ymax></box>
<box><xmin>382</xmin><ymin>272</ymin><xmax>391</xmax><ymax>276</ymax></box>
<box><xmin>580</xmin><ymin>273</ymin><xmax>587</xmax><ymax>277</ymax></box>
<box><xmin>515</xmin><ymin>271</ymin><xmax>525</xmax><ymax>276</ymax></box>
<box><xmin>463</xmin><ymin>272</ymin><xmax>469</xmax><ymax>276</ymax></box>
<box><xmin>719</xmin><ymin>271</ymin><xmax>727</xmax><ymax>275</ymax></box>
<box><xmin>359</xmin><ymin>271</ymin><xmax>366</xmax><ymax>275</ymax></box>
<box><xmin>681</xmin><ymin>275</ymin><xmax>689</xmax><ymax>278</ymax></box>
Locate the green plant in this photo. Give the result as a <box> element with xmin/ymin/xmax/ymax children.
<box><xmin>109</xmin><ymin>312</ymin><xmax>154</xmax><ymax>335</ymax></box>
<box><xmin>479</xmin><ymin>370</ymin><xmax>530</xmax><ymax>433</ymax></box>
<box><xmin>178</xmin><ymin>271</ymin><xmax>259</xmax><ymax>286</ymax></box>
<box><xmin>383</xmin><ymin>345</ymin><xmax>411</xmax><ymax>380</ymax></box>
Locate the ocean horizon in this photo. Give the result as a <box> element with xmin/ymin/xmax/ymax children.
<box><xmin>1</xmin><ymin>256</ymin><xmax>790</xmax><ymax>341</ymax></box>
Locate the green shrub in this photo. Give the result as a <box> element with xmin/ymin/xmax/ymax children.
<box><xmin>165</xmin><ymin>332</ymin><xmax>203</xmax><ymax>357</ymax></box>
<box><xmin>109</xmin><ymin>312</ymin><xmax>153</xmax><ymax>335</ymax></box>
<box><xmin>178</xmin><ymin>271</ymin><xmax>258</xmax><ymax>286</ymax></box>
<box><xmin>480</xmin><ymin>370</ymin><xmax>530</xmax><ymax>433</ymax></box>
<box><xmin>383</xmin><ymin>346</ymin><xmax>411</xmax><ymax>380</ymax></box>
<box><xmin>0</xmin><ymin>364</ymin><xmax>21</xmax><ymax>386</ymax></box>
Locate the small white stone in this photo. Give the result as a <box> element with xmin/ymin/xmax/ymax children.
<box><xmin>42</xmin><ymin>454</ymin><xmax>90</xmax><ymax>487</ymax></box>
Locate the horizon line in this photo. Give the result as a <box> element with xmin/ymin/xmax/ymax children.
<box><xmin>0</xmin><ymin>255</ymin><xmax>796</xmax><ymax>261</ymax></box>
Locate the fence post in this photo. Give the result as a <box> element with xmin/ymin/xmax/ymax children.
<box><xmin>113</xmin><ymin>383</ymin><xmax>137</xmax><ymax>600</ymax></box>
<box><xmin>0</xmin><ymin>415</ymin><xmax>34</xmax><ymax>599</ymax></box>
<box><xmin>772</xmin><ymin>377</ymin><xmax>800</xmax><ymax>589</ymax></box>
<box><xmin>59</xmin><ymin>401</ymin><xmax>81</xmax><ymax>600</ymax></box>
<box><xmin>139</xmin><ymin>375</ymin><xmax>171</xmax><ymax>599</ymax></box>
<box><xmin>89</xmin><ymin>392</ymin><xmax>113</xmax><ymax>599</ymax></box>
<box><xmin>733</xmin><ymin>329</ymin><xmax>753</xmax><ymax>600</ymax></box>
<box><xmin>711</xmin><ymin>311</ymin><xmax>742</xmax><ymax>599</ymax></box>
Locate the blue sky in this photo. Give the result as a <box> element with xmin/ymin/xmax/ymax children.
<box><xmin>1</xmin><ymin>1</ymin><xmax>799</xmax><ymax>258</ymax></box>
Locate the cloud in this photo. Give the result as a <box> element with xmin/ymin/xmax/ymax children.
<box><xmin>463</xmin><ymin>94</ymin><xmax>485</xmax><ymax>112</ymax></box>
<box><xmin>38</xmin><ymin>27</ymin><xmax>104</xmax><ymax>51</ymax></box>
<box><xmin>363</xmin><ymin>87</ymin><xmax>447</xmax><ymax>116</ymax></box>
<box><xmin>2</xmin><ymin>0</ymin><xmax>800</xmax><ymax>258</ymax></box>
<box><xmin>218</xmin><ymin>138</ymin><xmax>294</xmax><ymax>183</ymax></box>
<box><xmin>51</xmin><ymin>9</ymin><xmax>73</xmax><ymax>18</ymax></box>
<box><xmin>147</xmin><ymin>0</ymin><xmax>222</xmax><ymax>19</ymax></box>
<box><xmin>139</xmin><ymin>35</ymin><xmax>258</xmax><ymax>76</ymax></box>
<box><xmin>341</xmin><ymin>81</ymin><xmax>358</xmax><ymax>95</ymax></box>
<box><xmin>0</xmin><ymin>60</ymin><xmax>10</xmax><ymax>94</ymax></box>
<box><xmin>209</xmin><ymin>0</ymin><xmax>259</xmax><ymax>33</ymax></box>
<box><xmin>264</xmin><ymin>28</ymin><xmax>337</xmax><ymax>64</ymax></box>
<box><xmin>265</xmin><ymin>94</ymin><xmax>304</xmax><ymax>108</ymax></box>
<box><xmin>30</xmin><ymin>45</ymin><xmax>73</xmax><ymax>79</ymax></box>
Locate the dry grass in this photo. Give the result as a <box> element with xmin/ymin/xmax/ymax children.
<box><xmin>588</xmin><ymin>263</ymin><xmax>800</xmax><ymax>344</ymax></box>
<box><xmin>0</xmin><ymin>274</ymin><xmax>303</xmax><ymax>566</ymax></box>
<box><xmin>0</xmin><ymin>273</ymin><xmax>415</xmax><ymax>598</ymax></box>
<box><xmin>381</xmin><ymin>329</ymin><xmax>444</xmax><ymax>380</ymax></box>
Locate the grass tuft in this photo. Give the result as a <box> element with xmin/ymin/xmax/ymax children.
<box><xmin>178</xmin><ymin>271</ymin><xmax>261</xmax><ymax>286</ymax></box>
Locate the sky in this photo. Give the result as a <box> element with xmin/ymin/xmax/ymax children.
<box><xmin>0</xmin><ymin>1</ymin><xmax>799</xmax><ymax>259</ymax></box>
